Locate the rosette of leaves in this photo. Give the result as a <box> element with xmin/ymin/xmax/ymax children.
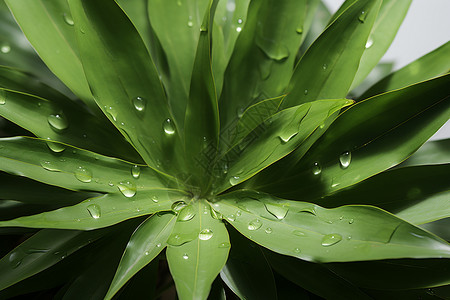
<box><xmin>0</xmin><ymin>0</ymin><xmax>449</xmax><ymax>299</ymax></box>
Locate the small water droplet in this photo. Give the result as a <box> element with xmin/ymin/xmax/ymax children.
<box><xmin>131</xmin><ymin>165</ymin><xmax>140</xmax><ymax>178</ymax></box>
<box><xmin>171</xmin><ymin>201</ymin><xmax>187</xmax><ymax>213</ymax></box>
<box><xmin>9</xmin><ymin>251</ymin><xmax>22</xmax><ymax>269</ymax></box>
<box><xmin>40</xmin><ymin>160</ymin><xmax>60</xmax><ymax>172</ymax></box>
<box><xmin>348</xmin><ymin>219</ymin><xmax>354</xmax><ymax>224</ymax></box>
<box><xmin>63</xmin><ymin>13</ymin><xmax>74</xmax><ymax>26</ymax></box>
<box><xmin>151</xmin><ymin>195</ymin><xmax>159</xmax><ymax>203</ymax></box>
<box><xmin>200</xmin><ymin>24</ymin><xmax>207</xmax><ymax>32</ymax></box>
<box><xmin>156</xmin><ymin>243</ymin><xmax>161</xmax><ymax>247</ymax></box>
<box><xmin>309</xmin><ymin>162</ymin><xmax>321</xmax><ymax>176</ymax></box>
<box><xmin>236</xmin><ymin>210</ymin><xmax>242</xmax><ymax>217</ymax></box>
<box><xmin>105</xmin><ymin>106</ymin><xmax>117</xmax><ymax>121</ymax></box>
<box><xmin>229</xmin><ymin>176</ymin><xmax>240</xmax><ymax>186</ymax></box>
<box><xmin>133</xmin><ymin>96</ymin><xmax>146</xmax><ymax>112</ymax></box>
<box><xmin>358</xmin><ymin>10</ymin><xmax>367</xmax><ymax>23</ymax></box>
<box><xmin>237</xmin><ymin>18</ymin><xmax>243</xmax><ymax>24</ymax></box>
<box><xmin>236</xmin><ymin>26</ymin><xmax>242</xmax><ymax>32</ymax></box>
<box><xmin>304</xmin><ymin>89</ymin><xmax>308</xmax><ymax>95</ymax></box>
<box><xmin>321</xmin><ymin>233</ymin><xmax>342</xmax><ymax>247</ymax></box>
<box><xmin>47</xmin><ymin>113</ymin><xmax>69</xmax><ymax>131</ymax></box>
<box><xmin>296</xmin><ymin>27</ymin><xmax>303</xmax><ymax>34</ymax></box>
<box><xmin>178</xmin><ymin>205</ymin><xmax>196</xmax><ymax>221</ymax></box>
<box><xmin>365</xmin><ymin>38</ymin><xmax>373</xmax><ymax>49</ymax></box>
<box><xmin>46</xmin><ymin>141</ymin><xmax>66</xmax><ymax>153</ymax></box>
<box><xmin>25</xmin><ymin>248</ymin><xmax>49</xmax><ymax>254</ymax></box>
<box><xmin>199</xmin><ymin>229</ymin><xmax>213</xmax><ymax>240</ymax></box>
<box><xmin>163</xmin><ymin>118</ymin><xmax>176</xmax><ymax>135</ymax></box>
<box><xmin>211</xmin><ymin>209</ymin><xmax>223</xmax><ymax>220</ymax></box>
<box><xmin>117</xmin><ymin>181</ymin><xmax>137</xmax><ymax>198</ymax></box>
<box><xmin>265</xmin><ymin>203</ymin><xmax>288</xmax><ymax>220</ymax></box>
<box><xmin>187</xmin><ymin>17</ymin><xmax>193</xmax><ymax>28</ymax></box>
<box><xmin>292</xmin><ymin>230</ymin><xmax>305</xmax><ymax>237</ymax></box>
<box><xmin>293</xmin><ymin>247</ymin><xmax>301</xmax><ymax>254</ymax></box>
<box><xmin>226</xmin><ymin>214</ymin><xmax>236</xmax><ymax>222</ymax></box>
<box><xmin>248</xmin><ymin>219</ymin><xmax>262</xmax><ymax>231</ymax></box>
<box><xmin>182</xmin><ymin>254</ymin><xmax>189</xmax><ymax>260</ymax></box>
<box><xmin>145</xmin><ymin>251</ymin><xmax>149</xmax><ymax>255</ymax></box>
<box><xmin>87</xmin><ymin>204</ymin><xmax>101</xmax><ymax>219</ymax></box>
<box><xmin>1</xmin><ymin>43</ymin><xmax>11</xmax><ymax>54</ymax></box>
<box><xmin>0</xmin><ymin>90</ymin><xmax>5</xmax><ymax>105</ymax></box>
<box><xmin>219</xmin><ymin>242</ymin><xmax>231</xmax><ymax>248</ymax></box>
<box><xmin>322</xmin><ymin>63</ymin><xmax>328</xmax><ymax>70</ymax></box>
<box><xmin>74</xmin><ymin>167</ymin><xmax>92</xmax><ymax>183</ymax></box>
<box><xmin>279</xmin><ymin>132</ymin><xmax>297</xmax><ymax>143</ymax></box>
<box><xmin>265</xmin><ymin>227</ymin><xmax>272</xmax><ymax>234</ymax></box>
<box><xmin>108</xmin><ymin>182</ymin><xmax>114</xmax><ymax>187</ymax></box>
<box><xmin>339</xmin><ymin>151</ymin><xmax>351</xmax><ymax>169</ymax></box>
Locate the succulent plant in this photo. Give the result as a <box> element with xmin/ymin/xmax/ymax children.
<box><xmin>0</xmin><ymin>0</ymin><xmax>449</xmax><ymax>299</ymax></box>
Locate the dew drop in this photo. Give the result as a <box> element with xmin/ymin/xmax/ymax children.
<box><xmin>156</xmin><ymin>243</ymin><xmax>161</xmax><ymax>247</ymax></box>
<box><xmin>293</xmin><ymin>247</ymin><xmax>301</xmax><ymax>254</ymax></box>
<box><xmin>265</xmin><ymin>227</ymin><xmax>273</xmax><ymax>234</ymax></box>
<box><xmin>365</xmin><ymin>38</ymin><xmax>373</xmax><ymax>49</ymax></box>
<box><xmin>63</xmin><ymin>13</ymin><xmax>74</xmax><ymax>26</ymax></box>
<box><xmin>1</xmin><ymin>43</ymin><xmax>11</xmax><ymax>54</ymax></box>
<box><xmin>199</xmin><ymin>229</ymin><xmax>213</xmax><ymax>241</ymax></box>
<box><xmin>292</xmin><ymin>230</ymin><xmax>305</xmax><ymax>237</ymax></box>
<box><xmin>312</xmin><ymin>162</ymin><xmax>321</xmax><ymax>175</ymax></box>
<box><xmin>339</xmin><ymin>151</ymin><xmax>351</xmax><ymax>169</ymax></box>
<box><xmin>171</xmin><ymin>201</ymin><xmax>187</xmax><ymax>213</ymax></box>
<box><xmin>322</xmin><ymin>63</ymin><xmax>328</xmax><ymax>70</ymax></box>
<box><xmin>0</xmin><ymin>90</ymin><xmax>5</xmax><ymax>105</ymax></box>
<box><xmin>145</xmin><ymin>251</ymin><xmax>149</xmax><ymax>255</ymax></box>
<box><xmin>226</xmin><ymin>214</ymin><xmax>236</xmax><ymax>222</ymax></box>
<box><xmin>296</xmin><ymin>27</ymin><xmax>303</xmax><ymax>34</ymax></box>
<box><xmin>178</xmin><ymin>205</ymin><xmax>196</xmax><ymax>221</ymax></box>
<box><xmin>133</xmin><ymin>96</ymin><xmax>146</xmax><ymax>112</ymax></box>
<box><xmin>117</xmin><ymin>181</ymin><xmax>137</xmax><ymax>198</ymax></box>
<box><xmin>9</xmin><ymin>251</ymin><xmax>22</xmax><ymax>269</ymax></box>
<box><xmin>25</xmin><ymin>248</ymin><xmax>49</xmax><ymax>254</ymax></box>
<box><xmin>279</xmin><ymin>132</ymin><xmax>297</xmax><ymax>143</ymax></box>
<box><xmin>211</xmin><ymin>209</ymin><xmax>223</xmax><ymax>220</ymax></box>
<box><xmin>40</xmin><ymin>160</ymin><xmax>60</xmax><ymax>172</ymax></box>
<box><xmin>265</xmin><ymin>203</ymin><xmax>288</xmax><ymax>220</ymax></box>
<box><xmin>348</xmin><ymin>219</ymin><xmax>354</xmax><ymax>224</ymax></box>
<box><xmin>248</xmin><ymin>219</ymin><xmax>262</xmax><ymax>231</ymax></box>
<box><xmin>304</xmin><ymin>89</ymin><xmax>308</xmax><ymax>95</ymax></box>
<box><xmin>358</xmin><ymin>10</ymin><xmax>367</xmax><ymax>23</ymax></box>
<box><xmin>236</xmin><ymin>26</ymin><xmax>242</xmax><ymax>32</ymax></box>
<box><xmin>46</xmin><ymin>141</ymin><xmax>65</xmax><ymax>153</ymax></box>
<box><xmin>105</xmin><ymin>106</ymin><xmax>117</xmax><ymax>122</ymax></box>
<box><xmin>151</xmin><ymin>195</ymin><xmax>159</xmax><ymax>203</ymax></box>
<box><xmin>321</xmin><ymin>233</ymin><xmax>342</xmax><ymax>247</ymax></box>
<box><xmin>229</xmin><ymin>176</ymin><xmax>240</xmax><ymax>186</ymax></box>
<box><xmin>237</xmin><ymin>18</ymin><xmax>243</xmax><ymax>24</ymax></box>
<box><xmin>87</xmin><ymin>204</ymin><xmax>101</xmax><ymax>219</ymax></box>
<box><xmin>74</xmin><ymin>167</ymin><xmax>92</xmax><ymax>183</ymax></box>
<box><xmin>108</xmin><ymin>182</ymin><xmax>114</xmax><ymax>187</ymax></box>
<box><xmin>163</xmin><ymin>118</ymin><xmax>176</xmax><ymax>135</ymax></box>
<box><xmin>47</xmin><ymin>113</ymin><xmax>69</xmax><ymax>131</ymax></box>
<box><xmin>131</xmin><ymin>165</ymin><xmax>140</xmax><ymax>179</ymax></box>
<box><xmin>219</xmin><ymin>242</ymin><xmax>231</xmax><ymax>248</ymax></box>
<box><xmin>182</xmin><ymin>254</ymin><xmax>189</xmax><ymax>260</ymax></box>
<box><xmin>236</xmin><ymin>210</ymin><xmax>242</xmax><ymax>217</ymax></box>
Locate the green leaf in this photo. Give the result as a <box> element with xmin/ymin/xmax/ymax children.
<box><xmin>220</xmin><ymin>228</ymin><xmax>277</xmax><ymax>300</ymax></box>
<box><xmin>349</xmin><ymin>62</ymin><xmax>394</xmax><ymax>98</ymax></box>
<box><xmin>213</xmin><ymin>190</ymin><xmax>450</xmax><ymax>262</ymax></box>
<box><xmin>0</xmin><ymin>88</ymin><xmax>140</xmax><ymax>162</ymax></box>
<box><xmin>317</xmin><ymin>164</ymin><xmax>450</xmax><ymax>225</ymax></box>
<box><xmin>166</xmin><ymin>200</ymin><xmax>230</xmax><ymax>300</ymax></box>
<box><xmin>0</xmin><ymin>137</ymin><xmax>170</xmax><ymax>193</ymax></box>
<box><xmin>0</xmin><ymin>190</ymin><xmax>187</xmax><ymax>230</ymax></box>
<box><xmin>68</xmin><ymin>0</ymin><xmax>184</xmax><ymax>175</ymax></box>
<box><xmin>360</xmin><ymin>41</ymin><xmax>450</xmax><ymax>99</ymax></box>
<box><xmin>266</xmin><ymin>250</ymin><xmax>371</xmax><ymax>300</ymax></box>
<box><xmin>350</xmin><ymin>0</ymin><xmax>412</xmax><ymax>90</ymax></box>
<box><xmin>5</xmin><ymin>0</ymin><xmax>93</xmax><ymax>108</ymax></box>
<box><xmin>0</xmin><ymin>228</ymin><xmax>107</xmax><ymax>290</ymax></box>
<box><xmin>264</xmin><ymin>74</ymin><xmax>450</xmax><ymax>200</ymax></box>
<box><xmin>105</xmin><ymin>213</ymin><xmax>176</xmax><ymax>300</ymax></box>
<box><xmin>399</xmin><ymin>138</ymin><xmax>450</xmax><ymax>167</ymax></box>
<box><xmin>216</xmin><ymin>99</ymin><xmax>352</xmax><ymax>193</ymax></box>
<box><xmin>282</xmin><ymin>0</ymin><xmax>382</xmax><ymax>109</ymax></box>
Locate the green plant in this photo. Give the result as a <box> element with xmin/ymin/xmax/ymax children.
<box><xmin>0</xmin><ymin>0</ymin><xmax>449</xmax><ymax>298</ymax></box>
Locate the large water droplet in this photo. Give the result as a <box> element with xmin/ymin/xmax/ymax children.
<box><xmin>40</xmin><ymin>160</ymin><xmax>60</xmax><ymax>172</ymax></box>
<box><xmin>171</xmin><ymin>201</ymin><xmax>187</xmax><ymax>213</ymax></box>
<box><xmin>178</xmin><ymin>205</ymin><xmax>196</xmax><ymax>221</ymax></box>
<box><xmin>46</xmin><ymin>141</ymin><xmax>65</xmax><ymax>153</ymax></box>
<box><xmin>131</xmin><ymin>165</ymin><xmax>140</xmax><ymax>178</ymax></box>
<box><xmin>365</xmin><ymin>38</ymin><xmax>373</xmax><ymax>49</ymax></box>
<box><xmin>74</xmin><ymin>167</ymin><xmax>92</xmax><ymax>183</ymax></box>
<box><xmin>321</xmin><ymin>233</ymin><xmax>342</xmax><ymax>247</ymax></box>
<box><xmin>211</xmin><ymin>209</ymin><xmax>223</xmax><ymax>220</ymax></box>
<box><xmin>229</xmin><ymin>176</ymin><xmax>240</xmax><ymax>186</ymax></box>
<box><xmin>133</xmin><ymin>96</ymin><xmax>146</xmax><ymax>112</ymax></box>
<box><xmin>339</xmin><ymin>151</ymin><xmax>351</xmax><ymax>169</ymax></box>
<box><xmin>279</xmin><ymin>132</ymin><xmax>297</xmax><ymax>143</ymax></box>
<box><xmin>265</xmin><ymin>203</ymin><xmax>288</xmax><ymax>220</ymax></box>
<box><xmin>1</xmin><ymin>43</ymin><xmax>11</xmax><ymax>54</ymax></box>
<box><xmin>117</xmin><ymin>181</ymin><xmax>137</xmax><ymax>198</ymax></box>
<box><xmin>87</xmin><ymin>204</ymin><xmax>101</xmax><ymax>219</ymax></box>
<box><xmin>199</xmin><ymin>229</ymin><xmax>213</xmax><ymax>240</ymax></box>
<box><xmin>248</xmin><ymin>219</ymin><xmax>262</xmax><ymax>231</ymax></box>
<box><xmin>48</xmin><ymin>113</ymin><xmax>69</xmax><ymax>131</ymax></box>
<box><xmin>9</xmin><ymin>251</ymin><xmax>22</xmax><ymax>269</ymax></box>
<box><xmin>163</xmin><ymin>118</ymin><xmax>175</xmax><ymax>135</ymax></box>
<box><xmin>63</xmin><ymin>13</ymin><xmax>74</xmax><ymax>26</ymax></box>
<box><xmin>358</xmin><ymin>10</ymin><xmax>367</xmax><ymax>23</ymax></box>
<box><xmin>312</xmin><ymin>162</ymin><xmax>321</xmax><ymax>175</ymax></box>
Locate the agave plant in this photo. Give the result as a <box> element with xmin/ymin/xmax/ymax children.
<box><xmin>0</xmin><ymin>0</ymin><xmax>449</xmax><ymax>298</ymax></box>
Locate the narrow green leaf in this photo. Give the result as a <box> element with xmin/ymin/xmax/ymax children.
<box><xmin>360</xmin><ymin>41</ymin><xmax>450</xmax><ymax>99</ymax></box>
<box><xmin>69</xmin><ymin>0</ymin><xmax>184</xmax><ymax>175</ymax></box>
<box><xmin>282</xmin><ymin>0</ymin><xmax>382</xmax><ymax>109</ymax></box>
<box><xmin>350</xmin><ymin>0</ymin><xmax>412</xmax><ymax>90</ymax></box>
<box><xmin>167</xmin><ymin>200</ymin><xmax>230</xmax><ymax>300</ymax></box>
<box><xmin>5</xmin><ymin>0</ymin><xmax>93</xmax><ymax>107</ymax></box>
<box><xmin>0</xmin><ymin>137</ymin><xmax>170</xmax><ymax>193</ymax></box>
<box><xmin>0</xmin><ymin>190</ymin><xmax>187</xmax><ymax>230</ymax></box>
<box><xmin>213</xmin><ymin>190</ymin><xmax>450</xmax><ymax>262</ymax></box>
<box><xmin>265</xmin><ymin>75</ymin><xmax>450</xmax><ymax>200</ymax></box>
<box><xmin>105</xmin><ymin>213</ymin><xmax>177</xmax><ymax>300</ymax></box>
<box><xmin>0</xmin><ymin>228</ymin><xmax>107</xmax><ymax>290</ymax></box>
<box><xmin>399</xmin><ymin>138</ymin><xmax>450</xmax><ymax>167</ymax></box>
<box><xmin>349</xmin><ymin>62</ymin><xmax>394</xmax><ymax>98</ymax></box>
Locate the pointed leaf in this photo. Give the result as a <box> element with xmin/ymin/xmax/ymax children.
<box><xmin>212</xmin><ymin>190</ymin><xmax>450</xmax><ymax>262</ymax></box>
<box><xmin>167</xmin><ymin>200</ymin><xmax>230</xmax><ymax>300</ymax></box>
<box><xmin>399</xmin><ymin>138</ymin><xmax>450</xmax><ymax>167</ymax></box>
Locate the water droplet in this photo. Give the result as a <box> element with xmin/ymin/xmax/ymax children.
<box><xmin>145</xmin><ymin>251</ymin><xmax>149</xmax><ymax>255</ymax></box>
<box><xmin>312</xmin><ymin>162</ymin><xmax>321</xmax><ymax>175</ymax></box>
<box><xmin>229</xmin><ymin>176</ymin><xmax>240</xmax><ymax>186</ymax></box>
<box><xmin>87</xmin><ymin>204</ymin><xmax>101</xmax><ymax>219</ymax></box>
<box><xmin>156</xmin><ymin>243</ymin><xmax>161</xmax><ymax>247</ymax></box>
<box><xmin>1</xmin><ymin>43</ymin><xmax>11</xmax><ymax>54</ymax></box>
<box><xmin>133</xmin><ymin>96</ymin><xmax>146</xmax><ymax>112</ymax></box>
<box><xmin>25</xmin><ymin>248</ymin><xmax>49</xmax><ymax>254</ymax></box>
<box><xmin>40</xmin><ymin>160</ymin><xmax>60</xmax><ymax>172</ymax></box>
<box><xmin>226</xmin><ymin>214</ymin><xmax>236</xmax><ymax>222</ymax></box>
<box><xmin>177</xmin><ymin>0</ymin><xmax>182</xmax><ymax>6</ymax></box>
<box><xmin>167</xmin><ymin>232</ymin><xmax>196</xmax><ymax>246</ymax></box>
<box><xmin>74</xmin><ymin>167</ymin><xmax>92</xmax><ymax>183</ymax></box>
<box><xmin>322</xmin><ymin>63</ymin><xmax>328</xmax><ymax>70</ymax></box>
<box><xmin>131</xmin><ymin>165</ymin><xmax>140</xmax><ymax>178</ymax></box>
<box><xmin>171</xmin><ymin>201</ymin><xmax>187</xmax><ymax>213</ymax></box>
<box><xmin>248</xmin><ymin>219</ymin><xmax>262</xmax><ymax>231</ymax></box>
<box><xmin>358</xmin><ymin>10</ymin><xmax>367</xmax><ymax>23</ymax></box>
<box><xmin>339</xmin><ymin>151</ymin><xmax>351</xmax><ymax>169</ymax></box>
<box><xmin>304</xmin><ymin>89</ymin><xmax>308</xmax><ymax>95</ymax></box>
<box><xmin>200</xmin><ymin>24</ymin><xmax>207</xmax><ymax>32</ymax></box>
<box><xmin>265</xmin><ymin>203</ymin><xmax>288</xmax><ymax>220</ymax></box>
<box><xmin>199</xmin><ymin>229</ymin><xmax>213</xmax><ymax>240</ymax></box>
<box><xmin>293</xmin><ymin>247</ymin><xmax>301</xmax><ymax>254</ymax></box>
<box><xmin>117</xmin><ymin>181</ymin><xmax>137</xmax><ymax>198</ymax></box>
<box><xmin>236</xmin><ymin>26</ymin><xmax>242</xmax><ymax>32</ymax></box>
<box><xmin>0</xmin><ymin>90</ymin><xmax>5</xmax><ymax>105</ymax></box>
<box><xmin>237</xmin><ymin>18</ymin><xmax>243</xmax><ymax>24</ymax></box>
<box><xmin>163</xmin><ymin>118</ymin><xmax>175</xmax><ymax>135</ymax></box>
<box><xmin>321</xmin><ymin>233</ymin><xmax>342</xmax><ymax>247</ymax></box>
<box><xmin>151</xmin><ymin>195</ymin><xmax>159</xmax><ymax>203</ymax></box>
<box><xmin>296</xmin><ymin>27</ymin><xmax>303</xmax><ymax>34</ymax></box>
<box><xmin>211</xmin><ymin>209</ymin><xmax>223</xmax><ymax>220</ymax></box>
<box><xmin>265</xmin><ymin>227</ymin><xmax>272</xmax><ymax>234</ymax></box>
<box><xmin>236</xmin><ymin>210</ymin><xmax>242</xmax><ymax>217</ymax></box>
<box><xmin>292</xmin><ymin>230</ymin><xmax>305</xmax><ymax>237</ymax></box>
<box><xmin>219</xmin><ymin>242</ymin><xmax>231</xmax><ymax>248</ymax></box>
<box><xmin>47</xmin><ymin>113</ymin><xmax>69</xmax><ymax>131</ymax></box>
<box><xmin>63</xmin><ymin>13</ymin><xmax>74</xmax><ymax>26</ymax></box>
<box><xmin>182</xmin><ymin>254</ymin><xmax>189</xmax><ymax>260</ymax></box>
<box><xmin>178</xmin><ymin>205</ymin><xmax>196</xmax><ymax>221</ymax></box>
<box><xmin>105</xmin><ymin>106</ymin><xmax>117</xmax><ymax>121</ymax></box>
<box><xmin>108</xmin><ymin>182</ymin><xmax>114</xmax><ymax>187</ymax></box>
<box><xmin>279</xmin><ymin>132</ymin><xmax>297</xmax><ymax>143</ymax></box>
<box><xmin>46</xmin><ymin>141</ymin><xmax>65</xmax><ymax>153</ymax></box>
<box><xmin>9</xmin><ymin>251</ymin><xmax>22</xmax><ymax>269</ymax></box>
<box><xmin>365</xmin><ymin>38</ymin><xmax>373</xmax><ymax>49</ymax></box>
<box><xmin>348</xmin><ymin>219</ymin><xmax>354</xmax><ymax>224</ymax></box>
